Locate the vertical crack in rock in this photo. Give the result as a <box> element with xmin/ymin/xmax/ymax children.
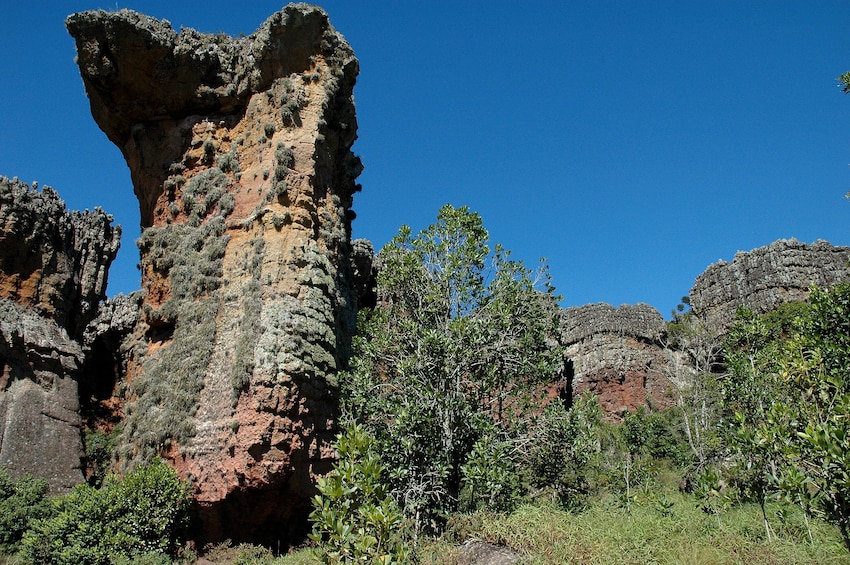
<box><xmin>67</xmin><ymin>4</ymin><xmax>361</xmax><ymax>546</ymax></box>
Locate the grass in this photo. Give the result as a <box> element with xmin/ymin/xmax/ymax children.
<box><xmin>447</xmin><ymin>492</ymin><xmax>848</xmax><ymax>565</ymax></box>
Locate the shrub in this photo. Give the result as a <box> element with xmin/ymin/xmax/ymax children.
<box><xmin>309</xmin><ymin>424</ymin><xmax>409</xmax><ymax>564</ymax></box>
<box><xmin>20</xmin><ymin>458</ymin><xmax>190</xmax><ymax>565</ymax></box>
<box><xmin>0</xmin><ymin>468</ymin><xmax>53</xmax><ymax>553</ymax></box>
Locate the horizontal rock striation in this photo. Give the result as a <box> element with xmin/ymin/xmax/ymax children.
<box><xmin>0</xmin><ymin>178</ymin><xmax>120</xmax><ymax>491</ymax></box>
<box><xmin>690</xmin><ymin>239</ymin><xmax>850</xmax><ymax>333</ymax></box>
<box><xmin>560</xmin><ymin>303</ymin><xmax>673</xmax><ymax>417</ymax></box>
<box><xmin>68</xmin><ymin>5</ymin><xmax>361</xmax><ymax>546</ymax></box>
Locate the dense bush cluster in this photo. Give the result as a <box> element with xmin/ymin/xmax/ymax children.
<box><xmin>0</xmin><ymin>459</ymin><xmax>189</xmax><ymax>564</ymax></box>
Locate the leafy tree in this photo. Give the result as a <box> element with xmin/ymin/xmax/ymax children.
<box><xmin>776</xmin><ymin>285</ymin><xmax>850</xmax><ymax>552</ymax></box>
<box><xmin>721</xmin><ymin>308</ymin><xmax>789</xmax><ymax>541</ymax></box>
<box><xmin>342</xmin><ymin>204</ymin><xmax>563</xmax><ymax>533</ymax></box>
<box><xmin>663</xmin><ymin>313</ymin><xmax>724</xmax><ymax>472</ymax></box>
<box><xmin>720</xmin><ymin>289</ymin><xmax>850</xmax><ymax>552</ymax></box>
<box><xmin>526</xmin><ymin>392</ymin><xmax>603</xmax><ymax>511</ymax></box>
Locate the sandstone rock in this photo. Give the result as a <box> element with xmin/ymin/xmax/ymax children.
<box><xmin>68</xmin><ymin>5</ymin><xmax>361</xmax><ymax>546</ymax></box>
<box><xmin>689</xmin><ymin>239</ymin><xmax>850</xmax><ymax>334</ymax></box>
<box><xmin>0</xmin><ymin>178</ymin><xmax>120</xmax><ymax>492</ymax></box>
<box><xmin>560</xmin><ymin>303</ymin><xmax>673</xmax><ymax>418</ymax></box>
<box><xmin>0</xmin><ymin>301</ymin><xmax>85</xmax><ymax>492</ymax></box>
<box><xmin>0</xmin><ymin>177</ymin><xmax>121</xmax><ymax>339</ymax></box>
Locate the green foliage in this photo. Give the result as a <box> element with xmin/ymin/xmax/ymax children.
<box><xmin>839</xmin><ymin>71</ymin><xmax>850</xmax><ymax>94</ymax></box>
<box><xmin>270</xmin><ymin>143</ymin><xmax>293</xmax><ymax>201</ymax></box>
<box><xmin>459</xmin><ymin>433</ymin><xmax>522</xmax><ymax>513</ymax></box>
<box><xmin>0</xmin><ymin>468</ymin><xmax>52</xmax><ymax>553</ymax></box>
<box><xmin>126</xmin><ymin>169</ymin><xmax>235</xmax><ymax>464</ymax></box>
<box><xmin>309</xmin><ymin>424</ymin><xmax>409</xmax><ymax>564</ymax></box>
<box><xmin>526</xmin><ymin>393</ymin><xmax>603</xmax><ymax>511</ymax></box>
<box><xmin>84</xmin><ymin>426</ymin><xmax>121</xmax><ymax>487</ymax></box>
<box><xmin>778</xmin><ymin>284</ymin><xmax>850</xmax><ymax>551</ymax></box>
<box><xmin>457</xmin><ymin>493</ymin><xmax>847</xmax><ymax>565</ymax></box>
<box><xmin>278</xmin><ymin>78</ymin><xmax>307</xmax><ymax>127</ymax></box>
<box><xmin>720</xmin><ymin>286</ymin><xmax>850</xmax><ymax>552</ymax></box>
<box><xmin>342</xmin><ymin>204</ymin><xmax>564</xmax><ymax>533</ymax></box>
<box><xmin>20</xmin><ymin>459</ymin><xmax>190</xmax><ymax>565</ymax></box>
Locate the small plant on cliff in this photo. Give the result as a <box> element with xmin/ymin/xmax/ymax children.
<box><xmin>309</xmin><ymin>423</ymin><xmax>409</xmax><ymax>564</ymax></box>
<box><xmin>20</xmin><ymin>458</ymin><xmax>190</xmax><ymax>565</ymax></box>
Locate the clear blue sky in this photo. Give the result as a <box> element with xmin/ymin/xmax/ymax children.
<box><xmin>3</xmin><ymin>2</ymin><xmax>850</xmax><ymax>317</ymax></box>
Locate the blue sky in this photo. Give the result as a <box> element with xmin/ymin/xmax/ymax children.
<box><xmin>2</xmin><ymin>2</ymin><xmax>850</xmax><ymax>317</ymax></box>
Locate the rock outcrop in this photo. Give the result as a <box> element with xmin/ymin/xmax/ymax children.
<box><xmin>690</xmin><ymin>239</ymin><xmax>850</xmax><ymax>334</ymax></box>
<box><xmin>67</xmin><ymin>5</ymin><xmax>361</xmax><ymax>546</ymax></box>
<box><xmin>560</xmin><ymin>303</ymin><xmax>673</xmax><ymax>418</ymax></box>
<box><xmin>0</xmin><ymin>177</ymin><xmax>120</xmax><ymax>491</ymax></box>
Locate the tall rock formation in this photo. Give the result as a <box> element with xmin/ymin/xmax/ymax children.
<box><xmin>0</xmin><ymin>177</ymin><xmax>120</xmax><ymax>491</ymax></box>
<box><xmin>67</xmin><ymin>5</ymin><xmax>362</xmax><ymax>545</ymax></box>
<box><xmin>560</xmin><ymin>303</ymin><xmax>673</xmax><ymax>418</ymax></box>
<box><xmin>690</xmin><ymin>239</ymin><xmax>850</xmax><ymax>333</ymax></box>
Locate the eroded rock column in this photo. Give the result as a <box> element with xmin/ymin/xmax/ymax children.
<box><xmin>67</xmin><ymin>5</ymin><xmax>362</xmax><ymax>545</ymax></box>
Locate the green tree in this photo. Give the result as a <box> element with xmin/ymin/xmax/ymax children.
<box><xmin>722</xmin><ymin>308</ymin><xmax>790</xmax><ymax>541</ymax></box>
<box><xmin>721</xmin><ymin>290</ymin><xmax>850</xmax><ymax>552</ymax></box>
<box><xmin>776</xmin><ymin>285</ymin><xmax>850</xmax><ymax>552</ymax></box>
<box><xmin>343</xmin><ymin>204</ymin><xmax>564</xmax><ymax>534</ymax></box>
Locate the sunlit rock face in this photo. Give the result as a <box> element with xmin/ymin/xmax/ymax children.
<box><xmin>67</xmin><ymin>4</ymin><xmax>362</xmax><ymax>546</ymax></box>
<box><xmin>690</xmin><ymin>239</ymin><xmax>850</xmax><ymax>334</ymax></box>
<box><xmin>0</xmin><ymin>177</ymin><xmax>120</xmax><ymax>492</ymax></box>
<box><xmin>560</xmin><ymin>303</ymin><xmax>673</xmax><ymax>419</ymax></box>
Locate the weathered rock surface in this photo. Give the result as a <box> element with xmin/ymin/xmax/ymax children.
<box><xmin>690</xmin><ymin>239</ymin><xmax>850</xmax><ymax>333</ymax></box>
<box><xmin>0</xmin><ymin>178</ymin><xmax>120</xmax><ymax>491</ymax></box>
<box><xmin>0</xmin><ymin>177</ymin><xmax>121</xmax><ymax>339</ymax></box>
<box><xmin>560</xmin><ymin>303</ymin><xmax>672</xmax><ymax>417</ymax></box>
<box><xmin>67</xmin><ymin>5</ymin><xmax>361</xmax><ymax>545</ymax></box>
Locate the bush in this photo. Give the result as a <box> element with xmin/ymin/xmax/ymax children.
<box><xmin>309</xmin><ymin>424</ymin><xmax>409</xmax><ymax>564</ymax></box>
<box><xmin>20</xmin><ymin>458</ymin><xmax>190</xmax><ymax>565</ymax></box>
<box><xmin>0</xmin><ymin>468</ymin><xmax>53</xmax><ymax>553</ymax></box>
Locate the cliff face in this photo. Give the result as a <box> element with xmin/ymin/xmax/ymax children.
<box><xmin>690</xmin><ymin>239</ymin><xmax>850</xmax><ymax>333</ymax></box>
<box><xmin>0</xmin><ymin>177</ymin><xmax>120</xmax><ymax>491</ymax></box>
<box><xmin>67</xmin><ymin>5</ymin><xmax>361</xmax><ymax>545</ymax></box>
<box><xmin>560</xmin><ymin>303</ymin><xmax>673</xmax><ymax>418</ymax></box>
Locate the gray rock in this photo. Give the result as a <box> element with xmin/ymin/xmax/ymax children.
<box><xmin>690</xmin><ymin>239</ymin><xmax>850</xmax><ymax>334</ymax></box>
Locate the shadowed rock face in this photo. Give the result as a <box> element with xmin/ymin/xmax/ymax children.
<box><xmin>690</xmin><ymin>239</ymin><xmax>850</xmax><ymax>334</ymax></box>
<box><xmin>67</xmin><ymin>4</ymin><xmax>361</xmax><ymax>546</ymax></box>
<box><xmin>560</xmin><ymin>303</ymin><xmax>673</xmax><ymax>418</ymax></box>
<box><xmin>0</xmin><ymin>178</ymin><xmax>120</xmax><ymax>491</ymax></box>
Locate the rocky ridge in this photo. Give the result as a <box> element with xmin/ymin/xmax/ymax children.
<box><xmin>689</xmin><ymin>238</ymin><xmax>850</xmax><ymax>333</ymax></box>
<box><xmin>0</xmin><ymin>177</ymin><xmax>120</xmax><ymax>491</ymax></box>
<box><xmin>67</xmin><ymin>4</ymin><xmax>361</xmax><ymax>545</ymax></box>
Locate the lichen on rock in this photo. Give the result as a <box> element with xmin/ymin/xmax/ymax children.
<box><xmin>689</xmin><ymin>238</ymin><xmax>850</xmax><ymax>334</ymax></box>
<box><xmin>560</xmin><ymin>303</ymin><xmax>673</xmax><ymax>418</ymax></box>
